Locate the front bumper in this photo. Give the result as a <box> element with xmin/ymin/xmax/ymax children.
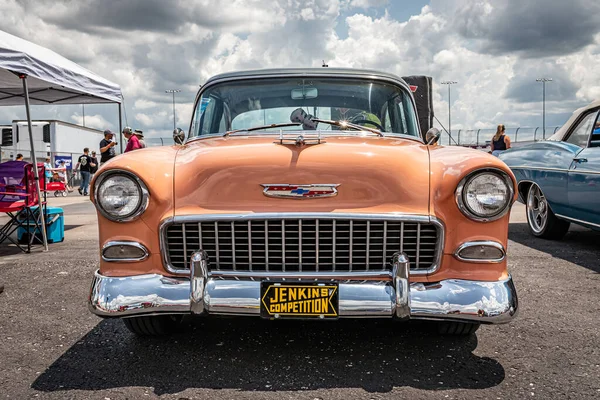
<box><xmin>89</xmin><ymin>253</ymin><xmax>518</xmax><ymax>324</ymax></box>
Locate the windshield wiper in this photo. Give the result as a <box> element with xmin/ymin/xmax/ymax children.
<box><xmin>224</xmin><ymin>123</ymin><xmax>301</xmax><ymax>137</ymax></box>
<box><xmin>223</xmin><ymin>119</ymin><xmax>383</xmax><ymax>138</ymax></box>
<box><xmin>311</xmin><ymin>118</ymin><xmax>383</xmax><ymax>137</ymax></box>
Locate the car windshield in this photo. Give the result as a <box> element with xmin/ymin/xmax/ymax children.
<box><xmin>190</xmin><ymin>77</ymin><xmax>420</xmax><ymax>138</ymax></box>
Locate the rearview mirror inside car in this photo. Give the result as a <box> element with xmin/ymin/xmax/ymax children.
<box><xmin>291</xmin><ymin>87</ymin><xmax>318</xmax><ymax>100</ymax></box>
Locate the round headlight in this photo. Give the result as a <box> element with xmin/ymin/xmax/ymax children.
<box><xmin>456</xmin><ymin>170</ymin><xmax>513</xmax><ymax>221</ymax></box>
<box><xmin>94</xmin><ymin>171</ymin><xmax>149</xmax><ymax>222</ymax></box>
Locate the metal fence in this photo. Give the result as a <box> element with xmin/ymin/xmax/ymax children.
<box><xmin>145</xmin><ymin>126</ymin><xmax>563</xmax><ymax>148</ymax></box>
<box><xmin>438</xmin><ymin>126</ymin><xmax>562</xmax><ymax>147</ymax></box>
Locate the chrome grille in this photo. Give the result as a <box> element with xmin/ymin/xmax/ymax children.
<box><xmin>164</xmin><ymin>215</ymin><xmax>441</xmax><ymax>274</ymax></box>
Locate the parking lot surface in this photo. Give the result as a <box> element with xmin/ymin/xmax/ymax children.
<box><xmin>0</xmin><ymin>197</ymin><xmax>599</xmax><ymax>399</ymax></box>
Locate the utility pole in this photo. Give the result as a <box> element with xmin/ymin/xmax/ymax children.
<box><xmin>441</xmin><ymin>81</ymin><xmax>457</xmax><ymax>144</ymax></box>
<box><xmin>82</xmin><ymin>104</ymin><xmax>85</xmax><ymax>127</ymax></box>
<box><xmin>165</xmin><ymin>89</ymin><xmax>181</xmax><ymax>130</ymax></box>
<box><xmin>536</xmin><ymin>78</ymin><xmax>552</xmax><ymax>139</ymax></box>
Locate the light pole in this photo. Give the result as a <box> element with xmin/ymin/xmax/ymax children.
<box><xmin>536</xmin><ymin>78</ymin><xmax>552</xmax><ymax>139</ymax></box>
<box><xmin>441</xmin><ymin>81</ymin><xmax>457</xmax><ymax>144</ymax></box>
<box><xmin>165</xmin><ymin>89</ymin><xmax>181</xmax><ymax>130</ymax></box>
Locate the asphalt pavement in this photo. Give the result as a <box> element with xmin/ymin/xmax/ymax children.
<box><xmin>0</xmin><ymin>197</ymin><xmax>599</xmax><ymax>399</ymax></box>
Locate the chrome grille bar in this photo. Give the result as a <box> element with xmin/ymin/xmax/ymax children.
<box><xmin>366</xmin><ymin>220</ymin><xmax>371</xmax><ymax>271</ymax></box>
<box><xmin>248</xmin><ymin>220</ymin><xmax>252</xmax><ymax>270</ymax></box>
<box><xmin>332</xmin><ymin>220</ymin><xmax>335</xmax><ymax>272</ymax></box>
<box><xmin>383</xmin><ymin>221</ymin><xmax>387</xmax><ymax>268</ymax></box>
<box><xmin>281</xmin><ymin>220</ymin><xmax>285</xmax><ymax>272</ymax></box>
<box><xmin>316</xmin><ymin>219</ymin><xmax>320</xmax><ymax>272</ymax></box>
<box><xmin>264</xmin><ymin>220</ymin><xmax>269</xmax><ymax>271</ymax></box>
<box><xmin>349</xmin><ymin>220</ymin><xmax>353</xmax><ymax>272</ymax></box>
<box><xmin>298</xmin><ymin>219</ymin><xmax>302</xmax><ymax>269</ymax></box>
<box><xmin>416</xmin><ymin>223</ymin><xmax>421</xmax><ymax>268</ymax></box>
<box><xmin>214</xmin><ymin>221</ymin><xmax>220</xmax><ymax>268</ymax></box>
<box><xmin>231</xmin><ymin>221</ymin><xmax>236</xmax><ymax>271</ymax></box>
<box><xmin>182</xmin><ymin>223</ymin><xmax>187</xmax><ymax>267</ymax></box>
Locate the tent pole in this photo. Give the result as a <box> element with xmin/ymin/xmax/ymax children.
<box><xmin>21</xmin><ymin>75</ymin><xmax>48</xmax><ymax>251</ymax></box>
<box><xmin>118</xmin><ymin>102</ymin><xmax>123</xmax><ymax>152</ymax></box>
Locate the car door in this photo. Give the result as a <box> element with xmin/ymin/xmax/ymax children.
<box><xmin>566</xmin><ymin>109</ymin><xmax>600</xmax><ymax>228</ymax></box>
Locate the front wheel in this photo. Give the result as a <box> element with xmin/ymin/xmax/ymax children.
<box><xmin>122</xmin><ymin>315</ymin><xmax>184</xmax><ymax>336</ymax></box>
<box><xmin>526</xmin><ymin>183</ymin><xmax>570</xmax><ymax>239</ymax></box>
<box><xmin>435</xmin><ymin>321</ymin><xmax>480</xmax><ymax>336</ymax></box>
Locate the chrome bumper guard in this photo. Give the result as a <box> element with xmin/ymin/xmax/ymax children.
<box><xmin>89</xmin><ymin>251</ymin><xmax>518</xmax><ymax>324</ymax></box>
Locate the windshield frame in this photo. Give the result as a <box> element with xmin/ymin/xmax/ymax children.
<box><xmin>187</xmin><ymin>71</ymin><xmax>423</xmax><ymax>143</ymax></box>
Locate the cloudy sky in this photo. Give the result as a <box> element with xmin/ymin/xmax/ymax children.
<box><xmin>1</xmin><ymin>0</ymin><xmax>599</xmax><ymax>140</ymax></box>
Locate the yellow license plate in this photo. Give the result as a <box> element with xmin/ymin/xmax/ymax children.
<box><xmin>260</xmin><ymin>282</ymin><xmax>339</xmax><ymax>319</ymax></box>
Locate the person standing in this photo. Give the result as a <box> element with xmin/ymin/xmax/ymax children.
<box><xmin>15</xmin><ymin>153</ymin><xmax>23</xmax><ymax>161</ymax></box>
<box><xmin>134</xmin><ymin>129</ymin><xmax>146</xmax><ymax>148</ymax></box>
<box><xmin>491</xmin><ymin>124</ymin><xmax>511</xmax><ymax>157</ymax></box>
<box><xmin>75</xmin><ymin>147</ymin><xmax>95</xmax><ymax>196</ymax></box>
<box><xmin>99</xmin><ymin>129</ymin><xmax>117</xmax><ymax>165</ymax></box>
<box><xmin>43</xmin><ymin>157</ymin><xmax>53</xmax><ymax>184</ymax></box>
<box><xmin>124</xmin><ymin>127</ymin><xmax>141</xmax><ymax>153</ymax></box>
<box><xmin>90</xmin><ymin>151</ymin><xmax>99</xmax><ymax>178</ymax></box>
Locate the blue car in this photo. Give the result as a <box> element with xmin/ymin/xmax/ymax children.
<box><xmin>500</xmin><ymin>101</ymin><xmax>600</xmax><ymax>239</ymax></box>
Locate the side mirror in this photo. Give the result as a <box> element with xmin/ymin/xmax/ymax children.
<box><xmin>173</xmin><ymin>128</ymin><xmax>185</xmax><ymax>145</ymax></box>
<box><xmin>426</xmin><ymin>128</ymin><xmax>441</xmax><ymax>145</ymax></box>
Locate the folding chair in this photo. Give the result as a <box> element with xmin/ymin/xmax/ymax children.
<box><xmin>0</xmin><ymin>161</ymin><xmax>46</xmax><ymax>253</ymax></box>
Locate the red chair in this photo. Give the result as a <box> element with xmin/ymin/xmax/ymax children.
<box><xmin>0</xmin><ymin>161</ymin><xmax>47</xmax><ymax>253</ymax></box>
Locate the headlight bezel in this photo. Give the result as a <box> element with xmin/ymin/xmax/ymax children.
<box><xmin>455</xmin><ymin>168</ymin><xmax>514</xmax><ymax>222</ymax></box>
<box><xmin>93</xmin><ymin>170</ymin><xmax>150</xmax><ymax>222</ymax></box>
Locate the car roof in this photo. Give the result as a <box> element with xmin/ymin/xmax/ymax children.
<box><xmin>204</xmin><ymin>68</ymin><xmax>408</xmax><ymax>87</ymax></box>
<box><xmin>548</xmin><ymin>99</ymin><xmax>600</xmax><ymax>141</ymax></box>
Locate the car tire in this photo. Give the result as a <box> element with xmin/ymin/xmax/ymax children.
<box><xmin>435</xmin><ymin>321</ymin><xmax>480</xmax><ymax>336</ymax></box>
<box><xmin>122</xmin><ymin>315</ymin><xmax>184</xmax><ymax>336</ymax></box>
<box><xmin>525</xmin><ymin>183</ymin><xmax>570</xmax><ymax>239</ymax></box>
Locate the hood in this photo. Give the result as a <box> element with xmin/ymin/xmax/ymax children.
<box><xmin>173</xmin><ymin>135</ymin><xmax>430</xmax><ymax>215</ymax></box>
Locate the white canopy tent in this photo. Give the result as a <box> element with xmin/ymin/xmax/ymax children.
<box><xmin>0</xmin><ymin>30</ymin><xmax>123</xmax><ymax>250</ymax></box>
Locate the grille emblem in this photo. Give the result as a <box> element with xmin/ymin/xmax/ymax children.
<box><xmin>260</xmin><ymin>184</ymin><xmax>340</xmax><ymax>199</ymax></box>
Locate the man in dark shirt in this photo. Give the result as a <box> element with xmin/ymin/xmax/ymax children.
<box><xmin>75</xmin><ymin>147</ymin><xmax>95</xmax><ymax>196</ymax></box>
<box><xmin>99</xmin><ymin>129</ymin><xmax>117</xmax><ymax>164</ymax></box>
<box><xmin>90</xmin><ymin>151</ymin><xmax>99</xmax><ymax>177</ymax></box>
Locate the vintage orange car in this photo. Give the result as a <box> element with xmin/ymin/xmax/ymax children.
<box><xmin>89</xmin><ymin>68</ymin><xmax>518</xmax><ymax>336</ymax></box>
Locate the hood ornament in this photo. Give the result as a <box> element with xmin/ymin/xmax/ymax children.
<box><xmin>261</xmin><ymin>184</ymin><xmax>340</xmax><ymax>199</ymax></box>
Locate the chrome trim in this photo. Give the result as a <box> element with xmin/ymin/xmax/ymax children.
<box><xmin>89</xmin><ymin>270</ymin><xmax>518</xmax><ymax>324</ymax></box>
<box><xmin>209</xmin><ymin>270</ymin><xmax>393</xmax><ymax>280</ymax></box>
<box><xmin>101</xmin><ymin>241</ymin><xmax>149</xmax><ymax>262</ymax></box>
<box><xmin>187</xmin><ymin>72</ymin><xmax>423</xmax><ymax>142</ymax></box>
<box><xmin>555</xmin><ymin>213</ymin><xmax>600</xmax><ymax>229</ymax></box>
<box><xmin>454</xmin><ymin>241</ymin><xmax>506</xmax><ymax>263</ymax></box>
<box><xmin>392</xmin><ymin>253</ymin><xmax>410</xmax><ymax>319</ymax></box>
<box><xmin>567</xmin><ymin>169</ymin><xmax>600</xmax><ymax>175</ymax></box>
<box><xmin>190</xmin><ymin>251</ymin><xmax>208</xmax><ymax>314</ymax></box>
<box><xmin>93</xmin><ymin>169</ymin><xmax>150</xmax><ymax>223</ymax></box>
<box><xmin>260</xmin><ymin>184</ymin><xmax>340</xmax><ymax>199</ymax></box>
<box><xmin>455</xmin><ymin>168</ymin><xmax>515</xmax><ymax>222</ymax></box>
<box><xmin>159</xmin><ymin>213</ymin><xmax>445</xmax><ymax>276</ymax></box>
<box><xmin>509</xmin><ymin>166</ymin><xmax>568</xmax><ymax>172</ymax></box>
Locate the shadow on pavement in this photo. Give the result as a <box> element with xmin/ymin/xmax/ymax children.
<box><xmin>509</xmin><ymin>223</ymin><xmax>600</xmax><ymax>273</ymax></box>
<box><xmin>33</xmin><ymin>318</ymin><xmax>504</xmax><ymax>395</ymax></box>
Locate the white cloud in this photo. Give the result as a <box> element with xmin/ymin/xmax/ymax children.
<box><xmin>71</xmin><ymin>113</ymin><xmax>113</xmax><ymax>130</ymax></box>
<box><xmin>1</xmin><ymin>0</ymin><xmax>599</xmax><ymax>139</ymax></box>
<box><xmin>348</xmin><ymin>0</ymin><xmax>389</xmax><ymax>9</ymax></box>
